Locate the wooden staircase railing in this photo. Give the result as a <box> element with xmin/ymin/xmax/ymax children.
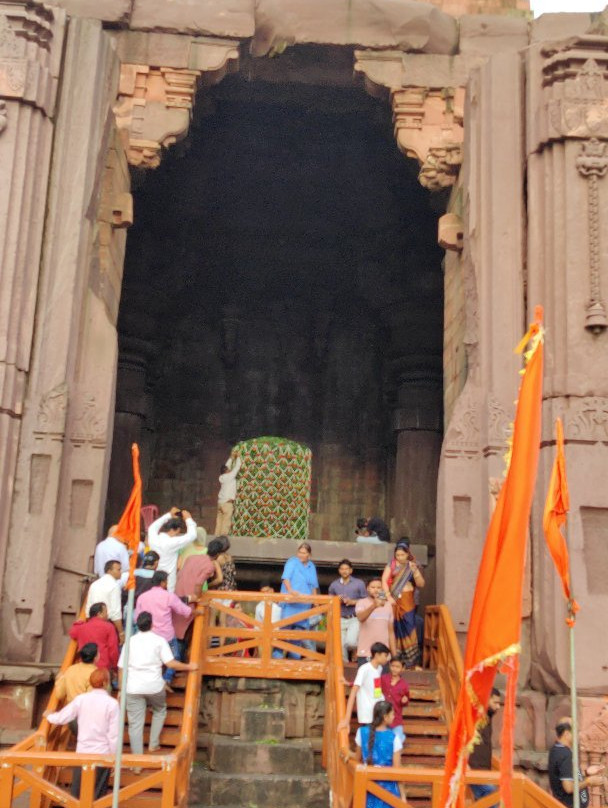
<box><xmin>0</xmin><ymin>608</ymin><xmax>205</xmax><ymax>808</ymax></box>
<box><xmin>1</xmin><ymin>594</ymin><xmax>566</xmax><ymax>808</ymax></box>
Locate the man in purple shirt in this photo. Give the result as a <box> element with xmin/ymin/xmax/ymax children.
<box><xmin>135</xmin><ymin>570</ymin><xmax>193</xmax><ymax>685</ymax></box>
<box><xmin>328</xmin><ymin>559</ymin><xmax>367</xmax><ymax>662</ymax></box>
<box><xmin>45</xmin><ymin>668</ymin><xmax>118</xmax><ymax>799</ymax></box>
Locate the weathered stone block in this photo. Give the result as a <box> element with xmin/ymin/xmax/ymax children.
<box><xmin>209</xmin><ymin>736</ymin><xmax>314</xmax><ymax>774</ymax></box>
<box><xmin>52</xmin><ymin>0</ymin><xmax>131</xmax><ymax>22</ymax></box>
<box><xmin>130</xmin><ymin>0</ymin><xmax>255</xmax><ymax>38</ymax></box>
<box><xmin>240</xmin><ymin>707</ymin><xmax>286</xmax><ymax>741</ymax></box>
<box><xmin>251</xmin><ymin>0</ymin><xmax>458</xmax><ymax>57</ymax></box>
<box><xmin>530</xmin><ymin>12</ymin><xmax>591</xmax><ymax>42</ymax></box>
<box><xmin>459</xmin><ymin>15</ymin><xmax>529</xmax><ymax>54</ymax></box>
<box><xmin>190</xmin><ymin>770</ymin><xmax>329</xmax><ymax>808</ymax></box>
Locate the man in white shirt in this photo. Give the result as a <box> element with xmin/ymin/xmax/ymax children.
<box><xmin>93</xmin><ymin>525</ymin><xmax>129</xmax><ymax>577</ymax></box>
<box><xmin>215</xmin><ymin>456</ymin><xmax>242</xmax><ymax>536</ymax></box>
<box><xmin>85</xmin><ymin>559</ymin><xmax>124</xmax><ymax>641</ymax></box>
<box><xmin>118</xmin><ymin>611</ymin><xmax>197</xmax><ymax>759</ymax></box>
<box><xmin>337</xmin><ymin>642</ymin><xmax>390</xmax><ymax>730</ymax></box>
<box><xmin>147</xmin><ymin>508</ymin><xmax>197</xmax><ymax>591</ymax></box>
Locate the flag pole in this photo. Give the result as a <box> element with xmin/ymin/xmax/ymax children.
<box><xmin>112</xmin><ymin>586</ymin><xmax>135</xmax><ymax>808</ymax></box>
<box><xmin>569</xmin><ymin>599</ymin><xmax>580</xmax><ymax>808</ymax></box>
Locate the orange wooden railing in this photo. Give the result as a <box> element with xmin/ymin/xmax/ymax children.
<box><xmin>423</xmin><ymin>604</ymin><xmax>464</xmax><ymax>726</ymax></box>
<box><xmin>1</xmin><ymin>594</ymin><xmax>565</xmax><ymax>808</ymax></box>
<box><xmin>0</xmin><ymin>609</ymin><xmax>205</xmax><ymax>808</ymax></box>
<box><xmin>198</xmin><ymin>590</ymin><xmax>335</xmax><ymax>680</ymax></box>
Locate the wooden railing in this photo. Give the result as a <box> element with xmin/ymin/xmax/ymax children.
<box><xmin>0</xmin><ymin>609</ymin><xmax>205</xmax><ymax>808</ymax></box>
<box><xmin>198</xmin><ymin>590</ymin><xmax>336</xmax><ymax>680</ymax></box>
<box><xmin>1</xmin><ymin>594</ymin><xmax>566</xmax><ymax>808</ymax></box>
<box><xmin>423</xmin><ymin>603</ymin><xmax>463</xmax><ymax>726</ymax></box>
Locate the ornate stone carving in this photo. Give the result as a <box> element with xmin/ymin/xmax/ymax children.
<box><xmin>545</xmin><ymin>56</ymin><xmax>608</xmax><ymax>141</ymax></box>
<box><xmin>115</xmin><ymin>42</ymin><xmax>239</xmax><ymax>169</ymax></box>
<box><xmin>576</xmin><ymin>138</ymin><xmax>608</xmax><ymax>332</ymax></box>
<box><xmin>0</xmin><ymin>6</ymin><xmax>59</xmax><ymax>114</ymax></box>
<box><xmin>35</xmin><ymin>383</ymin><xmax>68</xmax><ymax>436</ymax></box>
<box><xmin>392</xmin><ymin>87</ymin><xmax>464</xmax><ymax>190</ymax></box>
<box><xmin>354</xmin><ymin>51</ymin><xmax>465</xmax><ymax>191</ymax></box>
<box><xmin>69</xmin><ymin>395</ymin><xmax>106</xmax><ymax>447</ymax></box>
<box><xmin>487</xmin><ymin>394</ymin><xmax>511</xmax><ymax>449</ymax></box>
<box><xmin>566</xmin><ymin>396</ymin><xmax>608</xmax><ymax>443</ymax></box>
<box><xmin>443</xmin><ymin>387</ymin><xmax>481</xmax><ymax>458</ymax></box>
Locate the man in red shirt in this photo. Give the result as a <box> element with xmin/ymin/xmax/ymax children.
<box><xmin>69</xmin><ymin>602</ymin><xmax>119</xmax><ymax>675</ymax></box>
<box><xmin>380</xmin><ymin>656</ymin><xmax>410</xmax><ymax>744</ymax></box>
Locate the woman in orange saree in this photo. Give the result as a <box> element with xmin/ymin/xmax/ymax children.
<box><xmin>381</xmin><ymin>541</ymin><xmax>425</xmax><ymax>668</ymax></box>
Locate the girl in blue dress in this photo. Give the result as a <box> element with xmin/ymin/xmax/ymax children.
<box><xmin>355</xmin><ymin>700</ymin><xmax>404</xmax><ymax>808</ymax></box>
<box><xmin>279</xmin><ymin>542</ymin><xmax>319</xmax><ymax>659</ymax></box>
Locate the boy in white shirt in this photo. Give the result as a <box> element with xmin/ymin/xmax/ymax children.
<box><xmin>337</xmin><ymin>642</ymin><xmax>391</xmax><ymax>730</ymax></box>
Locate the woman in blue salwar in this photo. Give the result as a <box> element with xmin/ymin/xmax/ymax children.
<box><xmin>355</xmin><ymin>700</ymin><xmax>404</xmax><ymax>808</ymax></box>
<box><xmin>279</xmin><ymin>542</ymin><xmax>319</xmax><ymax>659</ymax></box>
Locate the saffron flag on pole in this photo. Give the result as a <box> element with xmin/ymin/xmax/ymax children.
<box><xmin>441</xmin><ymin>307</ymin><xmax>544</xmax><ymax>808</ymax></box>
<box><xmin>113</xmin><ymin>443</ymin><xmax>142</xmax><ymax>591</ymax></box>
<box><xmin>542</xmin><ymin>418</ymin><xmax>579</xmax><ymax>624</ymax></box>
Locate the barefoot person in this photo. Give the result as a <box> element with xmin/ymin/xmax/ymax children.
<box><xmin>45</xmin><ymin>668</ymin><xmax>118</xmax><ymax>800</ymax></box>
<box><xmin>381</xmin><ymin>541</ymin><xmax>424</xmax><ymax>668</ymax></box>
<box><xmin>354</xmin><ymin>700</ymin><xmax>404</xmax><ymax>808</ymax></box>
<box><xmin>118</xmin><ymin>611</ymin><xmax>197</xmax><ymax>760</ymax></box>
<box><xmin>215</xmin><ymin>456</ymin><xmax>242</xmax><ymax>535</ymax></box>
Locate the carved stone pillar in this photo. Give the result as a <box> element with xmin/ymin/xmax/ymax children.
<box><xmin>436</xmin><ymin>51</ymin><xmax>526</xmax><ymax>655</ymax></box>
<box><xmin>0</xmin><ymin>2</ymin><xmax>65</xmax><ymax>626</ymax></box>
<box><xmin>0</xmin><ymin>18</ymin><xmax>129</xmax><ymax>663</ymax></box>
<box><xmin>392</xmin><ymin>369</ymin><xmax>443</xmax><ymax>606</ymax></box>
<box><xmin>105</xmin><ymin>337</ymin><xmax>152</xmax><ymax>530</ymax></box>
<box><xmin>527</xmin><ymin>35</ymin><xmax>608</xmax><ymax>693</ymax></box>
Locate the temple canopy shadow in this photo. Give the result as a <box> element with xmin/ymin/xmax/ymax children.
<box><xmin>107</xmin><ymin>64</ymin><xmax>445</xmax><ymax>555</ymax></box>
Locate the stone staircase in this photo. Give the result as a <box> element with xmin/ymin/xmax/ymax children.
<box><xmin>345</xmin><ymin>665</ymin><xmax>448</xmax><ymax>808</ymax></box>
<box><xmin>190</xmin><ymin>705</ymin><xmax>329</xmax><ymax>808</ymax></box>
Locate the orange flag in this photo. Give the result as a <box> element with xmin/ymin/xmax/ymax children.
<box><xmin>441</xmin><ymin>307</ymin><xmax>544</xmax><ymax>808</ymax></box>
<box><xmin>113</xmin><ymin>444</ymin><xmax>142</xmax><ymax>591</ymax></box>
<box><xmin>542</xmin><ymin>418</ymin><xmax>578</xmax><ymax>623</ymax></box>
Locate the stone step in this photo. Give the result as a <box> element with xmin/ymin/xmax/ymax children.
<box><xmin>405</xmin><ymin>738</ymin><xmax>449</xmax><ymax>757</ymax></box>
<box><xmin>240</xmin><ymin>706</ymin><xmax>286</xmax><ymax>741</ymax></box>
<box><xmin>209</xmin><ymin>736</ymin><xmax>314</xmax><ymax>774</ymax></box>
<box><xmin>402</xmin><ymin>703</ymin><xmax>444</xmax><ymax>719</ymax></box>
<box><xmin>402</xmin><ymin>720</ymin><xmax>448</xmax><ymax>737</ymax></box>
<box><xmin>409</xmin><ymin>687</ymin><xmax>442</xmax><ymax>702</ymax></box>
<box><xmin>191</xmin><ymin>770</ymin><xmax>329</xmax><ymax>808</ymax></box>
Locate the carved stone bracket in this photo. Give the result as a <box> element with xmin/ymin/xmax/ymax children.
<box><xmin>354</xmin><ymin>50</ymin><xmax>465</xmax><ymax>191</ymax></box>
<box><xmin>576</xmin><ymin>138</ymin><xmax>608</xmax><ymax>333</ymax></box>
<box><xmin>392</xmin><ymin>87</ymin><xmax>464</xmax><ymax>190</ymax></box>
<box><xmin>114</xmin><ymin>42</ymin><xmax>239</xmax><ymax>169</ymax></box>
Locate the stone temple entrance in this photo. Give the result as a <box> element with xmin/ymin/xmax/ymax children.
<box><xmin>107</xmin><ymin>71</ymin><xmax>445</xmax><ymax>545</ymax></box>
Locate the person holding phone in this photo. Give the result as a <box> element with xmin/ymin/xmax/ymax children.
<box><xmin>381</xmin><ymin>540</ymin><xmax>424</xmax><ymax>668</ymax></box>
